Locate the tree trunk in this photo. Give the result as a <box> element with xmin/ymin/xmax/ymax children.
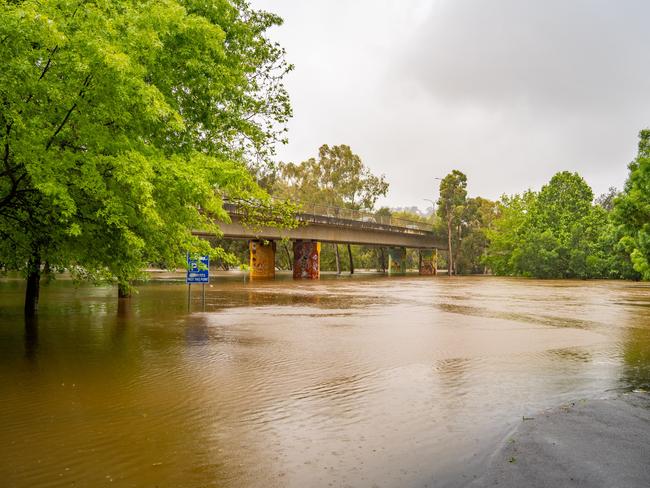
<box><xmin>379</xmin><ymin>247</ymin><xmax>386</xmax><ymax>273</ymax></box>
<box><xmin>43</xmin><ymin>261</ymin><xmax>52</xmax><ymax>284</ymax></box>
<box><xmin>24</xmin><ymin>251</ymin><xmax>41</xmax><ymax>316</ymax></box>
<box><xmin>447</xmin><ymin>217</ymin><xmax>453</xmax><ymax>276</ymax></box>
<box><xmin>284</xmin><ymin>243</ymin><xmax>293</xmax><ymax>270</ymax></box>
<box><xmin>118</xmin><ymin>281</ymin><xmax>131</xmax><ymax>298</ymax></box>
<box><xmin>334</xmin><ymin>244</ymin><xmax>341</xmax><ymax>275</ymax></box>
<box><xmin>24</xmin><ymin>314</ymin><xmax>39</xmax><ymax>360</ymax></box>
<box><xmin>454</xmin><ymin>224</ymin><xmax>462</xmax><ymax>275</ymax></box>
<box><xmin>347</xmin><ymin>243</ymin><xmax>354</xmax><ymax>275</ymax></box>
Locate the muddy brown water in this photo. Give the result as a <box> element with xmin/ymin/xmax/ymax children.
<box><xmin>1</xmin><ymin>274</ymin><xmax>649</xmax><ymax>487</ymax></box>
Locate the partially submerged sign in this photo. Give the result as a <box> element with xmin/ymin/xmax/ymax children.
<box><xmin>186</xmin><ymin>254</ymin><xmax>210</xmax><ymax>284</ymax></box>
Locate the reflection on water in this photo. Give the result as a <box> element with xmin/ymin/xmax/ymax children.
<box><xmin>623</xmin><ymin>326</ymin><xmax>650</xmax><ymax>390</ymax></box>
<box><xmin>0</xmin><ymin>275</ymin><xmax>649</xmax><ymax>487</ymax></box>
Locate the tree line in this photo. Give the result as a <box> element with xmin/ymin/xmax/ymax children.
<box><xmin>264</xmin><ymin>131</ymin><xmax>650</xmax><ymax>282</ymax></box>
<box><xmin>2</xmin><ymin>1</ymin><xmax>649</xmax><ymax>316</ymax></box>
<box><xmin>436</xmin><ymin>130</ymin><xmax>649</xmax><ymax>280</ymax></box>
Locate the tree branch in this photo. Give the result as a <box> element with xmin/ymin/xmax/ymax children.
<box><xmin>3</xmin><ymin>123</ymin><xmax>13</xmax><ymax>179</ymax></box>
<box><xmin>46</xmin><ymin>73</ymin><xmax>93</xmax><ymax>150</ymax></box>
<box><xmin>38</xmin><ymin>45</ymin><xmax>59</xmax><ymax>81</ymax></box>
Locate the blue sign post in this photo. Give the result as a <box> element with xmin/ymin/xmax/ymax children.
<box><xmin>186</xmin><ymin>254</ymin><xmax>210</xmax><ymax>284</ymax></box>
<box><xmin>186</xmin><ymin>254</ymin><xmax>209</xmax><ymax>309</ymax></box>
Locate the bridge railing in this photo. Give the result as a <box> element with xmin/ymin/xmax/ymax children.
<box><xmin>296</xmin><ymin>202</ymin><xmax>433</xmax><ymax>232</ymax></box>
<box><xmin>223</xmin><ymin>200</ymin><xmax>433</xmax><ymax>233</ymax></box>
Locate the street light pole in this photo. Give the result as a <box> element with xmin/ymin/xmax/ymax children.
<box><xmin>423</xmin><ymin>198</ymin><xmax>436</xmax><ymax>215</ymax></box>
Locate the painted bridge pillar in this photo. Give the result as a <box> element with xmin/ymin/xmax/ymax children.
<box><xmin>293</xmin><ymin>240</ymin><xmax>320</xmax><ymax>279</ymax></box>
<box><xmin>388</xmin><ymin>247</ymin><xmax>407</xmax><ymax>275</ymax></box>
<box><xmin>419</xmin><ymin>249</ymin><xmax>437</xmax><ymax>276</ymax></box>
<box><xmin>249</xmin><ymin>240</ymin><xmax>276</xmax><ymax>279</ymax></box>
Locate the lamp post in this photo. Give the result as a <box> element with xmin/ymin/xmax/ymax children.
<box><xmin>423</xmin><ymin>198</ymin><xmax>436</xmax><ymax>215</ymax></box>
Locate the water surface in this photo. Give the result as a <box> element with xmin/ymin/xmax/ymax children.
<box><xmin>1</xmin><ymin>275</ymin><xmax>649</xmax><ymax>487</ymax></box>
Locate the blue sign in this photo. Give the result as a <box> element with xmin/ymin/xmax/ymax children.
<box><xmin>186</xmin><ymin>254</ymin><xmax>209</xmax><ymax>284</ymax></box>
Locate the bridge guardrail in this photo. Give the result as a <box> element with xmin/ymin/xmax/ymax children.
<box><xmin>223</xmin><ymin>201</ymin><xmax>434</xmax><ymax>233</ymax></box>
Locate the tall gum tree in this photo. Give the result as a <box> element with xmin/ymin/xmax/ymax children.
<box><xmin>0</xmin><ymin>0</ymin><xmax>295</xmax><ymax>313</ymax></box>
<box><xmin>437</xmin><ymin>170</ymin><xmax>467</xmax><ymax>276</ymax></box>
<box><xmin>273</xmin><ymin>144</ymin><xmax>389</xmax><ymax>273</ymax></box>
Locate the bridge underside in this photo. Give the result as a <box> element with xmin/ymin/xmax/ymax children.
<box><xmin>196</xmin><ymin>215</ymin><xmax>444</xmax><ymax>279</ymax></box>
<box><xmin>200</xmin><ymin>215</ymin><xmax>445</xmax><ymax>249</ymax></box>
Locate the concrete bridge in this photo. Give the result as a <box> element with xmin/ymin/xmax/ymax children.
<box><xmin>198</xmin><ymin>202</ymin><xmax>445</xmax><ymax>279</ymax></box>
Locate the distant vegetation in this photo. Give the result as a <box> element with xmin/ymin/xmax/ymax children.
<box><xmin>435</xmin><ymin>130</ymin><xmax>650</xmax><ymax>280</ymax></box>
<box><xmin>267</xmin><ymin>131</ymin><xmax>650</xmax><ymax>281</ymax></box>
<box><xmin>1</xmin><ymin>1</ymin><xmax>649</xmax><ymax>316</ymax></box>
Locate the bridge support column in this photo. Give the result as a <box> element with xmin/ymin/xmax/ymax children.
<box><xmin>419</xmin><ymin>249</ymin><xmax>437</xmax><ymax>275</ymax></box>
<box><xmin>293</xmin><ymin>240</ymin><xmax>320</xmax><ymax>279</ymax></box>
<box><xmin>249</xmin><ymin>240</ymin><xmax>276</xmax><ymax>279</ymax></box>
<box><xmin>388</xmin><ymin>247</ymin><xmax>407</xmax><ymax>275</ymax></box>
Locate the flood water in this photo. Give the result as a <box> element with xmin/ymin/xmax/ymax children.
<box><xmin>1</xmin><ymin>274</ymin><xmax>649</xmax><ymax>487</ymax></box>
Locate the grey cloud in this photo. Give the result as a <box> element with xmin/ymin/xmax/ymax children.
<box><xmin>409</xmin><ymin>0</ymin><xmax>650</xmax><ymax>112</ymax></box>
<box><xmin>252</xmin><ymin>0</ymin><xmax>650</xmax><ymax>207</ymax></box>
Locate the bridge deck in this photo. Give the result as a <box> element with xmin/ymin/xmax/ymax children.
<box><xmin>198</xmin><ymin>204</ymin><xmax>445</xmax><ymax>249</ymax></box>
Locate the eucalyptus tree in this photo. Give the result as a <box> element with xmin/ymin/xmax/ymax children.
<box><xmin>0</xmin><ymin>0</ymin><xmax>294</xmax><ymax>313</ymax></box>
<box><xmin>436</xmin><ymin>170</ymin><xmax>467</xmax><ymax>275</ymax></box>
<box><xmin>273</xmin><ymin>144</ymin><xmax>388</xmax><ymax>273</ymax></box>
<box><xmin>274</xmin><ymin>144</ymin><xmax>388</xmax><ymax>210</ymax></box>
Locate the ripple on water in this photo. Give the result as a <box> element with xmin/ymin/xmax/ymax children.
<box><xmin>0</xmin><ymin>277</ymin><xmax>648</xmax><ymax>487</ymax></box>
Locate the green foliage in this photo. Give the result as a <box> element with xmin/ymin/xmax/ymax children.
<box><xmin>273</xmin><ymin>144</ymin><xmax>389</xmax><ymax>210</ymax></box>
<box><xmin>436</xmin><ymin>170</ymin><xmax>468</xmax><ymax>274</ymax></box>
<box><xmin>454</xmin><ymin>197</ymin><xmax>498</xmax><ymax>274</ymax></box>
<box><xmin>485</xmin><ymin>172</ymin><xmax>636</xmax><ymax>279</ymax></box>
<box><xmin>0</xmin><ymin>0</ymin><xmax>294</xmax><ymax>299</ymax></box>
<box><xmin>436</xmin><ymin>170</ymin><xmax>468</xmax><ymax>225</ymax></box>
<box><xmin>271</xmin><ymin>145</ymin><xmax>390</xmax><ymax>273</ymax></box>
<box><xmin>613</xmin><ymin>130</ymin><xmax>650</xmax><ymax>280</ymax></box>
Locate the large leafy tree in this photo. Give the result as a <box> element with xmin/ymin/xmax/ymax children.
<box><xmin>273</xmin><ymin>144</ymin><xmax>388</xmax><ymax>273</ymax></box>
<box><xmin>484</xmin><ymin>171</ymin><xmax>632</xmax><ymax>279</ymax></box>
<box><xmin>454</xmin><ymin>196</ymin><xmax>498</xmax><ymax>274</ymax></box>
<box><xmin>273</xmin><ymin>144</ymin><xmax>388</xmax><ymax>210</ymax></box>
<box><xmin>436</xmin><ymin>170</ymin><xmax>467</xmax><ymax>275</ymax></box>
<box><xmin>614</xmin><ymin>130</ymin><xmax>650</xmax><ymax>279</ymax></box>
<box><xmin>0</xmin><ymin>0</ymin><xmax>294</xmax><ymax>313</ymax></box>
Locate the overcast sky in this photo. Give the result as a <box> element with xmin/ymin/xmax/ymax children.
<box><xmin>252</xmin><ymin>0</ymin><xmax>650</xmax><ymax>209</ymax></box>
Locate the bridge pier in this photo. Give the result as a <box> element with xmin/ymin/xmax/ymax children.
<box><xmin>388</xmin><ymin>247</ymin><xmax>407</xmax><ymax>275</ymax></box>
<box><xmin>419</xmin><ymin>249</ymin><xmax>437</xmax><ymax>275</ymax></box>
<box><xmin>293</xmin><ymin>240</ymin><xmax>320</xmax><ymax>279</ymax></box>
<box><xmin>249</xmin><ymin>240</ymin><xmax>276</xmax><ymax>279</ymax></box>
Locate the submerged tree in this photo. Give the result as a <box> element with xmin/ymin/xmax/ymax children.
<box><xmin>0</xmin><ymin>0</ymin><xmax>294</xmax><ymax>313</ymax></box>
<box><xmin>273</xmin><ymin>144</ymin><xmax>388</xmax><ymax>273</ymax></box>
<box><xmin>454</xmin><ymin>197</ymin><xmax>498</xmax><ymax>274</ymax></box>
<box><xmin>436</xmin><ymin>170</ymin><xmax>467</xmax><ymax>275</ymax></box>
<box><xmin>484</xmin><ymin>171</ymin><xmax>635</xmax><ymax>279</ymax></box>
<box><xmin>613</xmin><ymin>130</ymin><xmax>650</xmax><ymax>279</ymax></box>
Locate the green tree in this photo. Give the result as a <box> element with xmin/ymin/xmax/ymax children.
<box><xmin>0</xmin><ymin>0</ymin><xmax>294</xmax><ymax>313</ymax></box>
<box><xmin>613</xmin><ymin>129</ymin><xmax>650</xmax><ymax>279</ymax></box>
<box><xmin>274</xmin><ymin>144</ymin><xmax>388</xmax><ymax>210</ymax></box>
<box><xmin>484</xmin><ymin>191</ymin><xmax>537</xmax><ymax>276</ymax></box>
<box><xmin>273</xmin><ymin>144</ymin><xmax>388</xmax><ymax>273</ymax></box>
<box><xmin>455</xmin><ymin>197</ymin><xmax>498</xmax><ymax>274</ymax></box>
<box><xmin>595</xmin><ymin>186</ymin><xmax>619</xmax><ymax>212</ymax></box>
<box><xmin>436</xmin><ymin>170</ymin><xmax>467</xmax><ymax>275</ymax></box>
<box><xmin>485</xmin><ymin>171</ymin><xmax>624</xmax><ymax>279</ymax></box>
